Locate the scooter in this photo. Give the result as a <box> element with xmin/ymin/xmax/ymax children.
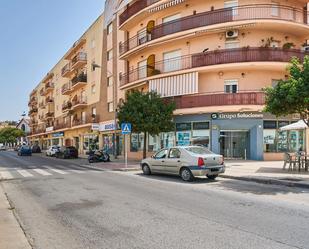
<box><xmin>88</xmin><ymin>150</ymin><xmax>110</xmax><ymax>163</ymax></box>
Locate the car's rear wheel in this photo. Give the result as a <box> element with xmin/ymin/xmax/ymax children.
<box><xmin>180</xmin><ymin>168</ymin><xmax>194</xmax><ymax>182</ymax></box>
<box><xmin>207</xmin><ymin>175</ymin><xmax>218</xmax><ymax>180</ymax></box>
<box><xmin>142</xmin><ymin>164</ymin><xmax>151</xmax><ymax>175</ymax></box>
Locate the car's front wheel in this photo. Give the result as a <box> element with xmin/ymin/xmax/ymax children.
<box><xmin>180</xmin><ymin>168</ymin><xmax>194</xmax><ymax>182</ymax></box>
<box><xmin>207</xmin><ymin>175</ymin><xmax>218</xmax><ymax>180</ymax></box>
<box><xmin>142</xmin><ymin>164</ymin><xmax>151</xmax><ymax>175</ymax></box>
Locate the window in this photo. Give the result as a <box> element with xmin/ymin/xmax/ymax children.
<box><xmin>224</xmin><ymin>0</ymin><xmax>238</xmax><ymax>16</ymax></box>
<box><xmin>137</xmin><ymin>28</ymin><xmax>147</xmax><ymax>45</ymax></box>
<box><xmin>81</xmin><ymin>112</ymin><xmax>86</xmax><ymax>124</ymax></box>
<box><xmin>107</xmin><ymin>49</ymin><xmax>113</xmax><ymax>61</ymax></box>
<box><xmin>107</xmin><ymin>22</ymin><xmax>113</xmax><ymax>34</ymax></box>
<box><xmin>154</xmin><ymin>149</ymin><xmax>168</xmax><ymax>159</ymax></box>
<box><xmin>91</xmin><ymin>84</ymin><xmax>96</xmax><ymax>94</ymax></box>
<box><xmin>92</xmin><ymin>107</ymin><xmax>96</xmax><ymax>116</ymax></box>
<box><xmin>272</xmin><ymin>79</ymin><xmax>280</xmax><ymax>87</ymax></box>
<box><xmin>107</xmin><ymin>76</ymin><xmax>113</xmax><ymax>87</ymax></box>
<box><xmin>169</xmin><ymin>148</ymin><xmax>181</xmax><ymax>158</ymax></box>
<box><xmin>224</xmin><ymin>79</ymin><xmax>238</xmax><ymax>93</ymax></box>
<box><xmin>271</xmin><ymin>2</ymin><xmax>279</xmax><ymax>16</ymax></box>
<box><xmin>162</xmin><ymin>13</ymin><xmax>181</xmax><ymax>23</ymax></box>
<box><xmin>91</xmin><ymin>39</ymin><xmax>95</xmax><ymax>49</ymax></box>
<box><xmin>163</xmin><ymin>49</ymin><xmax>181</xmax><ymax>72</ymax></box>
<box><xmin>131</xmin><ymin>133</ymin><xmax>144</xmax><ymax>152</ymax></box>
<box><xmin>108</xmin><ymin>102</ymin><xmax>113</xmax><ymax>112</ymax></box>
<box><xmin>138</xmin><ymin>60</ymin><xmax>147</xmax><ymax>79</ymax></box>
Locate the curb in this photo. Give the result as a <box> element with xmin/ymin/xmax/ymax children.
<box><xmin>221</xmin><ymin>175</ymin><xmax>309</xmax><ymax>189</ymax></box>
<box><xmin>112</xmin><ymin>168</ymin><xmax>141</xmax><ymax>172</ymax></box>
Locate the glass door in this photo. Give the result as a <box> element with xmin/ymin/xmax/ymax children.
<box><xmin>220</xmin><ymin>131</ymin><xmax>250</xmax><ymax>159</ymax></box>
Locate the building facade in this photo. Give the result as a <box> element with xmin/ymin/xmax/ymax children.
<box><xmin>115</xmin><ymin>0</ymin><xmax>309</xmax><ymax>160</ymax></box>
<box><xmin>28</xmin><ymin>1</ymin><xmax>309</xmax><ymax>160</ymax></box>
<box><xmin>28</xmin><ymin>15</ymin><xmax>105</xmax><ymax>155</ymax></box>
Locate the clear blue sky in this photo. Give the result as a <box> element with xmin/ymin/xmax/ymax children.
<box><xmin>0</xmin><ymin>0</ymin><xmax>104</xmax><ymax>121</ymax></box>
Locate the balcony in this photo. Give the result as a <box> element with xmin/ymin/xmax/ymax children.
<box><xmin>72</xmin><ymin>115</ymin><xmax>99</xmax><ymax>127</ymax></box>
<box><xmin>71</xmin><ymin>73</ymin><xmax>87</xmax><ymax>91</ymax></box>
<box><xmin>54</xmin><ymin>122</ymin><xmax>71</xmax><ymax>130</ymax></box>
<box><xmin>45</xmin><ymin>112</ymin><xmax>54</xmax><ymax>119</ymax></box>
<box><xmin>120</xmin><ymin>47</ymin><xmax>309</xmax><ymax>86</ymax></box>
<box><xmin>61</xmin><ymin>82</ymin><xmax>73</xmax><ymax>95</ymax></box>
<box><xmin>28</xmin><ymin>97</ymin><xmax>38</xmax><ymax>106</ymax></box>
<box><xmin>71</xmin><ymin>96</ymin><xmax>87</xmax><ymax>110</ymax></box>
<box><xmin>28</xmin><ymin>108</ymin><xmax>38</xmax><ymax>116</ymax></box>
<box><xmin>71</xmin><ymin>52</ymin><xmax>87</xmax><ymax>70</ymax></box>
<box><xmin>45</xmin><ymin>82</ymin><xmax>54</xmax><ymax>94</ymax></box>
<box><xmin>62</xmin><ymin>101</ymin><xmax>72</xmax><ymax>113</ymax></box>
<box><xmin>40</xmin><ymin>88</ymin><xmax>45</xmax><ymax>96</ymax></box>
<box><xmin>119</xmin><ymin>0</ymin><xmax>160</xmax><ymax>26</ymax></box>
<box><xmin>61</xmin><ymin>63</ymin><xmax>72</xmax><ymax>78</ymax></box>
<box><xmin>39</xmin><ymin>101</ymin><xmax>45</xmax><ymax>109</ymax></box>
<box><xmin>46</xmin><ymin>96</ymin><xmax>54</xmax><ymax>105</ymax></box>
<box><xmin>119</xmin><ymin>4</ymin><xmax>308</xmax><ymax>55</ymax></box>
<box><xmin>169</xmin><ymin>91</ymin><xmax>265</xmax><ymax>109</ymax></box>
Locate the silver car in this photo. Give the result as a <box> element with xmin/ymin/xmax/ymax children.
<box><xmin>141</xmin><ymin>146</ymin><xmax>225</xmax><ymax>182</ymax></box>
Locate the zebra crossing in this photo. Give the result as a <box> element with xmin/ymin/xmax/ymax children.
<box><xmin>0</xmin><ymin>165</ymin><xmax>104</xmax><ymax>180</ymax></box>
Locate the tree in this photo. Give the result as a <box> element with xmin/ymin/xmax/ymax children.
<box><xmin>117</xmin><ymin>91</ymin><xmax>176</xmax><ymax>159</ymax></box>
<box><xmin>0</xmin><ymin>127</ymin><xmax>25</xmax><ymax>145</ymax></box>
<box><xmin>264</xmin><ymin>56</ymin><xmax>309</xmax><ymax>126</ymax></box>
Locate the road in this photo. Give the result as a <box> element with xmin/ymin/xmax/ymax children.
<box><xmin>1</xmin><ymin>151</ymin><xmax>309</xmax><ymax>249</ymax></box>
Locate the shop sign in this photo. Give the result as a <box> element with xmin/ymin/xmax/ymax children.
<box><xmin>52</xmin><ymin>132</ymin><xmax>64</xmax><ymax>138</ymax></box>
<box><xmin>211</xmin><ymin>112</ymin><xmax>263</xmax><ymax>120</ymax></box>
<box><xmin>91</xmin><ymin>123</ymin><xmax>100</xmax><ymax>131</ymax></box>
<box><xmin>99</xmin><ymin>121</ymin><xmax>117</xmax><ymax>132</ymax></box>
<box><xmin>46</xmin><ymin>126</ymin><xmax>54</xmax><ymax>132</ymax></box>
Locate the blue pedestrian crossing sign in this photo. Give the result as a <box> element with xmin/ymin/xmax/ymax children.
<box><xmin>121</xmin><ymin>123</ymin><xmax>132</xmax><ymax>135</ymax></box>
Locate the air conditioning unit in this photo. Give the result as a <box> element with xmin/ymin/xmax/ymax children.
<box><xmin>226</xmin><ymin>30</ymin><xmax>238</xmax><ymax>39</ymax></box>
<box><xmin>303</xmin><ymin>46</ymin><xmax>309</xmax><ymax>51</ymax></box>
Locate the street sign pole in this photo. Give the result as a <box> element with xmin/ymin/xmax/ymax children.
<box><xmin>121</xmin><ymin>123</ymin><xmax>132</xmax><ymax>171</ymax></box>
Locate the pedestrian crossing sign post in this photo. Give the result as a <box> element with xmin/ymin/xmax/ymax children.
<box><xmin>121</xmin><ymin>123</ymin><xmax>132</xmax><ymax>170</ymax></box>
<box><xmin>121</xmin><ymin>123</ymin><xmax>132</xmax><ymax>135</ymax></box>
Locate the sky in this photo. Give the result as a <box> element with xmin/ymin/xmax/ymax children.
<box><xmin>0</xmin><ymin>0</ymin><xmax>104</xmax><ymax>122</ymax></box>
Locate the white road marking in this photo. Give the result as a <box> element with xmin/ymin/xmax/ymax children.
<box><xmin>0</xmin><ymin>171</ymin><xmax>14</xmax><ymax>180</ymax></box>
<box><xmin>17</xmin><ymin>170</ymin><xmax>34</xmax><ymax>177</ymax></box>
<box><xmin>33</xmin><ymin>169</ymin><xmax>52</xmax><ymax>176</ymax></box>
<box><xmin>68</xmin><ymin>169</ymin><xmax>85</xmax><ymax>174</ymax></box>
<box><xmin>43</xmin><ymin>166</ymin><xmax>68</xmax><ymax>175</ymax></box>
<box><xmin>89</xmin><ymin>170</ymin><xmax>103</xmax><ymax>174</ymax></box>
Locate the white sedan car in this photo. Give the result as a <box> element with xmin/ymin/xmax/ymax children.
<box><xmin>46</xmin><ymin>146</ymin><xmax>60</xmax><ymax>157</ymax></box>
<box><xmin>141</xmin><ymin>146</ymin><xmax>225</xmax><ymax>182</ymax></box>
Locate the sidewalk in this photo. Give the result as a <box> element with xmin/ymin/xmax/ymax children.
<box><xmin>0</xmin><ymin>184</ymin><xmax>31</xmax><ymax>249</ymax></box>
<box><xmin>223</xmin><ymin>161</ymin><xmax>309</xmax><ymax>189</ymax></box>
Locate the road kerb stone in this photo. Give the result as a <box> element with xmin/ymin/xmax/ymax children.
<box><xmin>220</xmin><ymin>174</ymin><xmax>309</xmax><ymax>189</ymax></box>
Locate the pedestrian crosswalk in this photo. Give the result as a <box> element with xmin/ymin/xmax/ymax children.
<box><xmin>0</xmin><ymin>165</ymin><xmax>104</xmax><ymax>180</ymax></box>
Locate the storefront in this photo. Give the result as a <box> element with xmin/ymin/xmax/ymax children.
<box><xmin>99</xmin><ymin>120</ymin><xmax>122</xmax><ymax>155</ymax></box>
<box><xmin>51</xmin><ymin>132</ymin><xmax>65</xmax><ymax>147</ymax></box>
<box><xmin>127</xmin><ymin>112</ymin><xmax>302</xmax><ymax>161</ymax></box>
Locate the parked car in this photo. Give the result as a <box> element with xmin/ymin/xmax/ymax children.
<box><xmin>31</xmin><ymin>145</ymin><xmax>41</xmax><ymax>153</ymax></box>
<box><xmin>141</xmin><ymin>146</ymin><xmax>225</xmax><ymax>182</ymax></box>
<box><xmin>18</xmin><ymin>145</ymin><xmax>32</xmax><ymax>156</ymax></box>
<box><xmin>0</xmin><ymin>145</ymin><xmax>7</xmax><ymax>151</ymax></box>
<box><xmin>55</xmin><ymin>146</ymin><xmax>78</xmax><ymax>159</ymax></box>
<box><xmin>46</xmin><ymin>146</ymin><xmax>60</xmax><ymax>157</ymax></box>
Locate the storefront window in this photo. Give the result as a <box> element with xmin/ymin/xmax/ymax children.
<box><xmin>263</xmin><ymin>120</ymin><xmax>305</xmax><ymax>153</ymax></box>
<box><xmin>192</xmin><ymin>122</ymin><xmax>210</xmax><ymax>148</ymax></box>
<box><xmin>148</xmin><ymin>132</ymin><xmax>175</xmax><ymax>152</ymax></box>
<box><xmin>130</xmin><ymin>133</ymin><xmax>144</xmax><ymax>152</ymax></box>
<box><xmin>83</xmin><ymin>135</ymin><xmax>99</xmax><ymax>151</ymax></box>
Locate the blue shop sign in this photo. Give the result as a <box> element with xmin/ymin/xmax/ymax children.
<box><xmin>52</xmin><ymin>132</ymin><xmax>64</xmax><ymax>138</ymax></box>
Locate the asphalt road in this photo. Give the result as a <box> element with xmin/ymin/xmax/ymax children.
<box><xmin>1</xmin><ymin>151</ymin><xmax>309</xmax><ymax>249</ymax></box>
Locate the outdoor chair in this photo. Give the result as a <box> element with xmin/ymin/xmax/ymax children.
<box><xmin>283</xmin><ymin>153</ymin><xmax>297</xmax><ymax>171</ymax></box>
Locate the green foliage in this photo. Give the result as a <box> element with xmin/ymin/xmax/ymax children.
<box><xmin>117</xmin><ymin>91</ymin><xmax>176</xmax><ymax>158</ymax></box>
<box><xmin>0</xmin><ymin>127</ymin><xmax>25</xmax><ymax>144</ymax></box>
<box><xmin>264</xmin><ymin>56</ymin><xmax>309</xmax><ymax>126</ymax></box>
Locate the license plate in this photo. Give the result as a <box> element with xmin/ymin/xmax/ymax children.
<box><xmin>211</xmin><ymin>168</ymin><xmax>219</xmax><ymax>172</ymax></box>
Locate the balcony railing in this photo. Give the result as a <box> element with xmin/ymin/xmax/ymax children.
<box><xmin>40</xmin><ymin>89</ymin><xmax>45</xmax><ymax>96</ymax></box>
<box><xmin>71</xmin><ymin>73</ymin><xmax>87</xmax><ymax>87</ymax></box>
<box><xmin>46</xmin><ymin>96</ymin><xmax>54</xmax><ymax>103</ymax></box>
<box><xmin>39</xmin><ymin>102</ymin><xmax>45</xmax><ymax>108</ymax></box>
<box><xmin>169</xmin><ymin>91</ymin><xmax>265</xmax><ymax>109</ymax></box>
<box><xmin>54</xmin><ymin>122</ymin><xmax>72</xmax><ymax>130</ymax></box>
<box><xmin>45</xmin><ymin>112</ymin><xmax>54</xmax><ymax>119</ymax></box>
<box><xmin>119</xmin><ymin>0</ymin><xmax>160</xmax><ymax>26</ymax></box>
<box><xmin>72</xmin><ymin>96</ymin><xmax>87</xmax><ymax>108</ymax></box>
<box><xmin>45</xmin><ymin>82</ymin><xmax>54</xmax><ymax>92</ymax></box>
<box><xmin>61</xmin><ymin>82</ymin><xmax>72</xmax><ymax>95</ymax></box>
<box><xmin>71</xmin><ymin>52</ymin><xmax>87</xmax><ymax>69</ymax></box>
<box><xmin>120</xmin><ymin>47</ymin><xmax>309</xmax><ymax>86</ymax></box>
<box><xmin>72</xmin><ymin>115</ymin><xmax>99</xmax><ymax>127</ymax></box>
<box><xmin>62</xmin><ymin>101</ymin><xmax>72</xmax><ymax>112</ymax></box>
<box><xmin>61</xmin><ymin>63</ymin><xmax>71</xmax><ymax>77</ymax></box>
<box><xmin>119</xmin><ymin>4</ymin><xmax>308</xmax><ymax>55</ymax></box>
<box><xmin>28</xmin><ymin>108</ymin><xmax>38</xmax><ymax>116</ymax></box>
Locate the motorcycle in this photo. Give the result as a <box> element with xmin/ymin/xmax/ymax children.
<box><xmin>88</xmin><ymin>150</ymin><xmax>110</xmax><ymax>163</ymax></box>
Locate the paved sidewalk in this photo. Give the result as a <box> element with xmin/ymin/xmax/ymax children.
<box><xmin>223</xmin><ymin>160</ymin><xmax>309</xmax><ymax>189</ymax></box>
<box><xmin>0</xmin><ymin>184</ymin><xmax>32</xmax><ymax>249</ymax></box>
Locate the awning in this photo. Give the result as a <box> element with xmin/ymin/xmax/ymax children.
<box><xmin>149</xmin><ymin>0</ymin><xmax>185</xmax><ymax>13</ymax></box>
<box><xmin>279</xmin><ymin>120</ymin><xmax>308</xmax><ymax>131</ymax></box>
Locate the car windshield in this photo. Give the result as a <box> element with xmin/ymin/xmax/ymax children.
<box><xmin>185</xmin><ymin>146</ymin><xmax>214</xmax><ymax>155</ymax></box>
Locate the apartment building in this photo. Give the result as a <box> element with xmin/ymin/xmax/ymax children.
<box><xmin>28</xmin><ymin>15</ymin><xmax>105</xmax><ymax>155</ymax></box>
<box><xmin>114</xmin><ymin>0</ymin><xmax>309</xmax><ymax>160</ymax></box>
